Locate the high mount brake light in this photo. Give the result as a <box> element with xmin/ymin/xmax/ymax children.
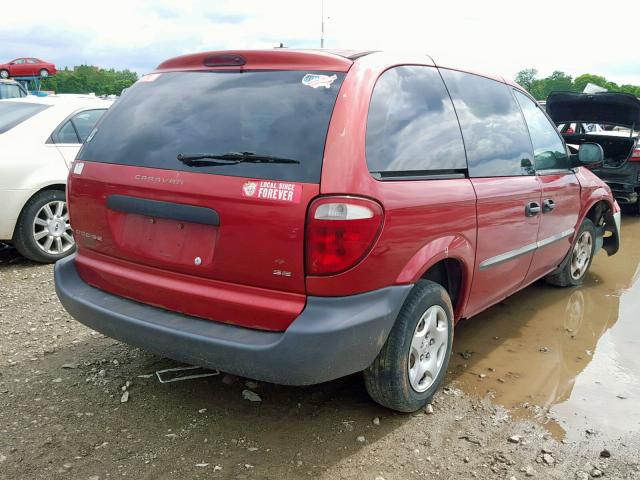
<box><xmin>203</xmin><ymin>54</ymin><xmax>246</xmax><ymax>67</ymax></box>
<box><xmin>305</xmin><ymin>197</ymin><xmax>383</xmax><ymax>276</ymax></box>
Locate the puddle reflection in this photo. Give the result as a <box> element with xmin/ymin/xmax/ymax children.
<box><xmin>451</xmin><ymin>216</ymin><xmax>640</xmax><ymax>441</ymax></box>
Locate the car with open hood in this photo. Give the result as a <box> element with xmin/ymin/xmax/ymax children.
<box><xmin>546</xmin><ymin>91</ymin><xmax>640</xmax><ymax>209</ymax></box>
<box><xmin>54</xmin><ymin>49</ymin><xmax>620</xmax><ymax>412</ymax></box>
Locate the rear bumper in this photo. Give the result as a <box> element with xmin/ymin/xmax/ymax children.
<box><xmin>610</xmin><ymin>185</ymin><xmax>638</xmax><ymax>205</ymax></box>
<box><xmin>596</xmin><ymin>164</ymin><xmax>640</xmax><ymax>204</ymax></box>
<box><xmin>55</xmin><ymin>254</ymin><xmax>412</xmax><ymax>385</ymax></box>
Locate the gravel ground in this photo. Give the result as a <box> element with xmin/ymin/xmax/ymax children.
<box><xmin>1</xmin><ymin>245</ymin><xmax>639</xmax><ymax>479</ymax></box>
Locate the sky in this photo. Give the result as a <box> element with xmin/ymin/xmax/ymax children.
<box><xmin>1</xmin><ymin>0</ymin><xmax>639</xmax><ymax>85</ymax></box>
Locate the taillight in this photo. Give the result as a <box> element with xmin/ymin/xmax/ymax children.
<box><xmin>629</xmin><ymin>147</ymin><xmax>640</xmax><ymax>162</ymax></box>
<box><xmin>305</xmin><ymin>196</ymin><xmax>384</xmax><ymax>276</ymax></box>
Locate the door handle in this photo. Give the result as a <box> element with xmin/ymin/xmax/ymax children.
<box><xmin>525</xmin><ymin>201</ymin><xmax>541</xmax><ymax>217</ymax></box>
<box><xmin>542</xmin><ymin>198</ymin><xmax>555</xmax><ymax>213</ymax></box>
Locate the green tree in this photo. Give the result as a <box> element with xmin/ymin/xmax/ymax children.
<box><xmin>529</xmin><ymin>71</ymin><xmax>574</xmax><ymax>100</ymax></box>
<box><xmin>514</xmin><ymin>69</ymin><xmax>640</xmax><ymax>100</ymax></box>
<box><xmin>573</xmin><ymin>74</ymin><xmax>617</xmax><ymax>93</ymax></box>
<box><xmin>41</xmin><ymin>65</ymin><xmax>138</xmax><ymax>95</ymax></box>
<box><xmin>515</xmin><ymin>68</ymin><xmax>538</xmax><ymax>91</ymax></box>
<box><xmin>620</xmin><ymin>84</ymin><xmax>640</xmax><ymax>97</ymax></box>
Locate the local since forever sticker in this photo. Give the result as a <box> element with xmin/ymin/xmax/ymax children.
<box><xmin>242</xmin><ymin>180</ymin><xmax>302</xmax><ymax>203</ymax></box>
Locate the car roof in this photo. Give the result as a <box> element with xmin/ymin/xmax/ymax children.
<box><xmin>4</xmin><ymin>95</ymin><xmax>113</xmax><ymax>108</ymax></box>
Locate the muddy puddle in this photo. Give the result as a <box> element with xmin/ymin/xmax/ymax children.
<box><xmin>451</xmin><ymin>216</ymin><xmax>640</xmax><ymax>442</ymax></box>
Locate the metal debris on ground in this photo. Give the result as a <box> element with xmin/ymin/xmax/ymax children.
<box><xmin>459</xmin><ymin>434</ymin><xmax>482</xmax><ymax>446</ymax></box>
<box><xmin>242</xmin><ymin>389</ymin><xmax>262</xmax><ymax>402</ymax></box>
<box><xmin>155</xmin><ymin>366</ymin><xmax>220</xmax><ymax>384</ymax></box>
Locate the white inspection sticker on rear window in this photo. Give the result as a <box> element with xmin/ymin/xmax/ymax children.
<box><xmin>301</xmin><ymin>73</ymin><xmax>337</xmax><ymax>89</ymax></box>
<box><xmin>138</xmin><ymin>73</ymin><xmax>161</xmax><ymax>83</ymax></box>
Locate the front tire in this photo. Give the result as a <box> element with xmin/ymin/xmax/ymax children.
<box><xmin>13</xmin><ymin>190</ymin><xmax>75</xmax><ymax>263</ymax></box>
<box><xmin>364</xmin><ymin>280</ymin><xmax>454</xmax><ymax>412</ymax></box>
<box><xmin>545</xmin><ymin>218</ymin><xmax>596</xmax><ymax>287</ymax></box>
<box><xmin>39</xmin><ymin>69</ymin><xmax>49</xmax><ymax>77</ymax></box>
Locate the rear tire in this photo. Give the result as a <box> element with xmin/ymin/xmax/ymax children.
<box><xmin>545</xmin><ymin>218</ymin><xmax>596</xmax><ymax>287</ymax></box>
<box><xmin>363</xmin><ymin>280</ymin><xmax>454</xmax><ymax>412</ymax></box>
<box><xmin>0</xmin><ymin>69</ymin><xmax>9</xmax><ymax>79</ymax></box>
<box><xmin>13</xmin><ymin>190</ymin><xmax>75</xmax><ymax>263</ymax></box>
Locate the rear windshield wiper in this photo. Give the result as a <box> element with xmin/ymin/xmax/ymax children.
<box><xmin>177</xmin><ymin>152</ymin><xmax>300</xmax><ymax>166</ymax></box>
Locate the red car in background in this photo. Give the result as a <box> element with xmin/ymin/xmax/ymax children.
<box><xmin>0</xmin><ymin>58</ymin><xmax>57</xmax><ymax>79</ymax></box>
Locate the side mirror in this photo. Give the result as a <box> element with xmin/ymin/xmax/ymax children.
<box><xmin>520</xmin><ymin>158</ymin><xmax>535</xmax><ymax>175</ymax></box>
<box><xmin>574</xmin><ymin>143</ymin><xmax>604</xmax><ymax>167</ymax></box>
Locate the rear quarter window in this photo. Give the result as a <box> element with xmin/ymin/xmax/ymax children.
<box><xmin>78</xmin><ymin>70</ymin><xmax>345</xmax><ymax>183</ymax></box>
<box><xmin>441</xmin><ymin>69</ymin><xmax>534</xmax><ymax>177</ymax></box>
<box><xmin>72</xmin><ymin>109</ymin><xmax>106</xmax><ymax>142</ymax></box>
<box><xmin>365</xmin><ymin>65</ymin><xmax>467</xmax><ymax>177</ymax></box>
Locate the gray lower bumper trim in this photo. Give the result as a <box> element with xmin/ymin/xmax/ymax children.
<box><xmin>54</xmin><ymin>255</ymin><xmax>412</xmax><ymax>386</ymax></box>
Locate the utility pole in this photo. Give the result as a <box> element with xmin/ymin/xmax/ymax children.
<box><xmin>320</xmin><ymin>0</ymin><xmax>325</xmax><ymax>48</ymax></box>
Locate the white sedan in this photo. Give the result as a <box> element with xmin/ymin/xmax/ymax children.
<box><xmin>0</xmin><ymin>95</ymin><xmax>113</xmax><ymax>262</ymax></box>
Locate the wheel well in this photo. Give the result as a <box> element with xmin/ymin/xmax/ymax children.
<box><xmin>585</xmin><ymin>200</ymin><xmax>610</xmax><ymax>227</ymax></box>
<box><xmin>12</xmin><ymin>185</ymin><xmax>66</xmax><ymax>239</ymax></box>
<box><xmin>585</xmin><ymin>199</ymin><xmax>620</xmax><ymax>256</ymax></box>
<box><xmin>38</xmin><ymin>184</ymin><xmax>66</xmax><ymax>194</ymax></box>
<box><xmin>421</xmin><ymin>259</ymin><xmax>463</xmax><ymax>312</ymax></box>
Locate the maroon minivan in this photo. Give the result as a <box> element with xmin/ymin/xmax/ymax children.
<box><xmin>55</xmin><ymin>50</ymin><xmax>620</xmax><ymax>412</ymax></box>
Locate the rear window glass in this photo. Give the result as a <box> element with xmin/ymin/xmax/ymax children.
<box><xmin>0</xmin><ymin>102</ymin><xmax>49</xmax><ymax>133</ymax></box>
<box><xmin>78</xmin><ymin>70</ymin><xmax>345</xmax><ymax>183</ymax></box>
<box><xmin>366</xmin><ymin>66</ymin><xmax>467</xmax><ymax>176</ymax></box>
<box><xmin>441</xmin><ymin>69</ymin><xmax>534</xmax><ymax>177</ymax></box>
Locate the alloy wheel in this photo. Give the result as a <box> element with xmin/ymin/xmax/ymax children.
<box><xmin>32</xmin><ymin>200</ymin><xmax>74</xmax><ymax>255</ymax></box>
<box><xmin>570</xmin><ymin>231</ymin><xmax>593</xmax><ymax>280</ymax></box>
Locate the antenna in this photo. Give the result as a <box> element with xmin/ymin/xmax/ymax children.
<box><xmin>320</xmin><ymin>0</ymin><xmax>325</xmax><ymax>48</ymax></box>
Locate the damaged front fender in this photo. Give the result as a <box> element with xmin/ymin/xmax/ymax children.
<box><xmin>603</xmin><ymin>208</ymin><xmax>621</xmax><ymax>256</ymax></box>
